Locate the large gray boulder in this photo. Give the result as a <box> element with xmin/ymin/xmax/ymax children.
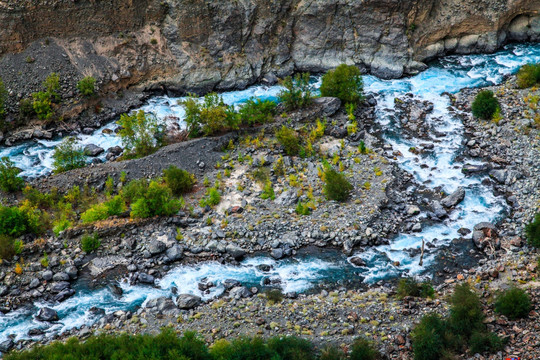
<box><xmin>84</xmin><ymin>144</ymin><xmax>104</xmax><ymax>157</ymax></box>
<box><xmin>441</xmin><ymin>187</ymin><xmax>465</xmax><ymax>208</ymax></box>
<box><xmin>226</xmin><ymin>244</ymin><xmax>246</xmax><ymax>260</ymax></box>
<box><xmin>166</xmin><ymin>245</ymin><xmax>184</xmax><ymax>262</ymax></box>
<box><xmin>37</xmin><ymin>307</ymin><xmax>59</xmax><ymax>322</ymax></box>
<box><xmin>147</xmin><ymin>240</ymin><xmax>167</xmax><ymax>255</ymax></box>
<box><xmin>176</xmin><ymin>294</ymin><xmax>201</xmax><ymax>310</ymax></box>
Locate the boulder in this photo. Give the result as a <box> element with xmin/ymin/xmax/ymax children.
<box><xmin>349</xmin><ymin>256</ymin><xmax>366</xmax><ymax>267</ymax></box>
<box><xmin>84</xmin><ymin>144</ymin><xmax>104</xmax><ymax>157</ymax></box>
<box><xmin>147</xmin><ymin>240</ymin><xmax>167</xmax><ymax>255</ymax></box>
<box><xmin>270</xmin><ymin>248</ymin><xmax>284</xmax><ymax>260</ymax></box>
<box><xmin>166</xmin><ymin>245</ymin><xmax>183</xmax><ymax>262</ymax></box>
<box><xmin>65</xmin><ymin>266</ymin><xmax>78</xmax><ymax>279</ymax></box>
<box><xmin>275</xmin><ymin>190</ymin><xmax>299</xmax><ymax>206</ymax></box>
<box><xmin>229</xmin><ymin>286</ymin><xmax>253</xmax><ymax>299</ymax></box>
<box><xmin>0</xmin><ymin>339</ymin><xmax>14</xmax><ymax>353</ymax></box>
<box><xmin>108</xmin><ymin>283</ymin><xmax>123</xmax><ymax>297</ymax></box>
<box><xmin>176</xmin><ymin>294</ymin><xmax>201</xmax><ymax>309</ymax></box>
<box><xmin>222</xmin><ymin>279</ymin><xmax>241</xmax><ymax>290</ymax></box>
<box><xmin>52</xmin><ymin>272</ymin><xmax>70</xmax><ymax>282</ymax></box>
<box><xmin>441</xmin><ymin>187</ymin><xmax>465</xmax><ymax>208</ymax></box>
<box><xmin>226</xmin><ymin>244</ymin><xmax>246</xmax><ymax>260</ymax></box>
<box><xmin>138</xmin><ymin>273</ymin><xmax>155</xmax><ymax>284</ymax></box>
<box><xmin>472</xmin><ymin>222</ymin><xmax>500</xmax><ymax>251</ymax></box>
<box><xmin>37</xmin><ymin>307</ymin><xmax>59</xmax><ymax>322</ymax></box>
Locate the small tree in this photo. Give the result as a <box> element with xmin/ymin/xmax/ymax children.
<box><xmin>278</xmin><ymin>73</ymin><xmax>312</xmax><ymax>111</ymax></box>
<box><xmin>323</xmin><ymin>166</ymin><xmax>353</xmax><ymax>202</ymax></box>
<box><xmin>275</xmin><ymin>126</ymin><xmax>300</xmax><ymax>155</ymax></box>
<box><xmin>238</xmin><ymin>97</ymin><xmax>277</xmax><ymax>126</ymax></box>
<box><xmin>525</xmin><ymin>213</ymin><xmax>540</xmax><ymax>248</ymax></box>
<box><xmin>77</xmin><ymin>76</ymin><xmax>96</xmax><ymax>97</ymax></box>
<box><xmin>32</xmin><ymin>91</ymin><xmax>53</xmax><ymax>120</ymax></box>
<box><xmin>320</xmin><ymin>64</ymin><xmax>364</xmax><ymax>105</ymax></box>
<box><xmin>471</xmin><ymin>90</ymin><xmax>499</xmax><ymax>120</ymax></box>
<box><xmin>181</xmin><ymin>93</ymin><xmax>238</xmax><ymax>137</ymax></box>
<box><xmin>0</xmin><ymin>157</ymin><xmax>24</xmax><ymax>193</ymax></box>
<box><xmin>494</xmin><ymin>287</ymin><xmax>531</xmax><ymax>320</ymax></box>
<box><xmin>52</xmin><ymin>137</ymin><xmax>86</xmax><ymax>173</ymax></box>
<box><xmin>117</xmin><ymin>110</ymin><xmax>163</xmax><ymax>158</ymax></box>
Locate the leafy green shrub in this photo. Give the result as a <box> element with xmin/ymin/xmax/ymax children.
<box><xmin>516</xmin><ymin>63</ymin><xmax>540</xmax><ymax>89</ymax></box>
<box><xmin>81</xmin><ymin>232</ymin><xmax>100</xmax><ymax>253</ymax></box>
<box><xmin>163</xmin><ymin>165</ymin><xmax>195</xmax><ymax>195</ymax></box>
<box><xmin>181</xmin><ymin>93</ymin><xmax>238</xmax><ymax>137</ymax></box>
<box><xmin>80</xmin><ymin>195</ymin><xmax>126</xmax><ymax>223</ymax></box>
<box><xmin>32</xmin><ymin>91</ymin><xmax>53</xmax><ymax>120</ymax></box>
<box><xmin>210</xmin><ymin>337</ymin><xmax>273</xmax><ymax>360</ymax></box>
<box><xmin>265</xmin><ymin>289</ymin><xmax>284</xmax><ymax>303</ymax></box>
<box><xmin>121</xmin><ymin>178</ymin><xmax>149</xmax><ymax>203</ymax></box>
<box><xmin>267</xmin><ymin>336</ymin><xmax>315</xmax><ymax>360</ymax></box>
<box><xmin>0</xmin><ymin>206</ymin><xmax>29</xmax><ymax>237</ymax></box>
<box><xmin>53</xmin><ymin>217</ymin><xmax>71</xmax><ymax>236</ymax></box>
<box><xmin>525</xmin><ymin>213</ymin><xmax>540</xmax><ymax>248</ymax></box>
<box><xmin>320</xmin><ymin>64</ymin><xmax>364</xmax><ymax>105</ymax></box>
<box><xmin>411</xmin><ymin>313</ymin><xmax>448</xmax><ymax>360</ymax></box>
<box><xmin>0</xmin><ymin>235</ymin><xmax>16</xmax><ymax>260</ymax></box>
<box><xmin>77</xmin><ymin>76</ymin><xmax>96</xmax><ymax>97</ymax></box>
<box><xmin>471</xmin><ymin>90</ymin><xmax>499</xmax><ymax>120</ymax></box>
<box><xmin>323</xmin><ymin>167</ymin><xmax>353</xmax><ymax>202</ymax></box>
<box><xmin>278</xmin><ymin>73</ymin><xmax>312</xmax><ymax>111</ymax></box>
<box><xmin>319</xmin><ymin>346</ymin><xmax>347</xmax><ymax>360</ymax></box>
<box><xmin>199</xmin><ymin>187</ymin><xmax>221</xmax><ymax>208</ymax></box>
<box><xmin>117</xmin><ymin>110</ymin><xmax>163</xmax><ymax>159</ymax></box>
<box><xmin>469</xmin><ymin>331</ymin><xmax>503</xmax><ymax>354</ymax></box>
<box><xmin>276</xmin><ymin>126</ymin><xmax>300</xmax><ymax>156</ymax></box>
<box><xmin>23</xmin><ymin>186</ymin><xmax>57</xmax><ymax>208</ymax></box>
<box><xmin>396</xmin><ymin>277</ymin><xmax>435</xmax><ymax>299</ymax></box>
<box><xmin>0</xmin><ymin>157</ymin><xmax>24</xmax><ymax>193</ymax></box>
<box><xmin>349</xmin><ymin>338</ymin><xmax>380</xmax><ymax>360</ymax></box>
<box><xmin>295</xmin><ymin>202</ymin><xmax>311</xmax><ymax>215</ymax></box>
<box><xmin>238</xmin><ymin>98</ymin><xmax>277</xmax><ymax>126</ymax></box>
<box><xmin>494</xmin><ymin>287</ymin><xmax>531</xmax><ymax>320</ymax></box>
<box><xmin>43</xmin><ymin>73</ymin><xmax>60</xmax><ymax>99</ymax></box>
<box><xmin>18</xmin><ymin>98</ymin><xmax>34</xmax><ymax>119</ymax></box>
<box><xmin>52</xmin><ymin>137</ymin><xmax>86</xmax><ymax>173</ymax></box>
<box><xmin>260</xmin><ymin>181</ymin><xmax>275</xmax><ymax>200</ymax></box>
<box><xmin>131</xmin><ymin>181</ymin><xmax>181</xmax><ymax>218</ymax></box>
<box><xmin>448</xmin><ymin>283</ymin><xmax>485</xmax><ymax>339</ymax></box>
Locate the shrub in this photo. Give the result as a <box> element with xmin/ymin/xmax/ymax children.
<box><xmin>516</xmin><ymin>63</ymin><xmax>540</xmax><ymax>88</ymax></box>
<box><xmin>81</xmin><ymin>232</ymin><xmax>101</xmax><ymax>253</ymax></box>
<box><xmin>320</xmin><ymin>64</ymin><xmax>364</xmax><ymax>105</ymax></box>
<box><xmin>199</xmin><ymin>187</ymin><xmax>221</xmax><ymax>208</ymax></box>
<box><xmin>121</xmin><ymin>178</ymin><xmax>149</xmax><ymax>203</ymax></box>
<box><xmin>181</xmin><ymin>93</ymin><xmax>239</xmax><ymax>137</ymax></box>
<box><xmin>19</xmin><ymin>98</ymin><xmax>34</xmax><ymax>118</ymax></box>
<box><xmin>81</xmin><ymin>196</ymin><xmax>126</xmax><ymax>223</ymax></box>
<box><xmin>267</xmin><ymin>336</ymin><xmax>315</xmax><ymax>360</ymax></box>
<box><xmin>295</xmin><ymin>202</ymin><xmax>311</xmax><ymax>216</ymax></box>
<box><xmin>349</xmin><ymin>338</ymin><xmax>380</xmax><ymax>360</ymax></box>
<box><xmin>238</xmin><ymin>97</ymin><xmax>277</xmax><ymax>126</ymax></box>
<box><xmin>265</xmin><ymin>289</ymin><xmax>284</xmax><ymax>303</ymax></box>
<box><xmin>0</xmin><ymin>235</ymin><xmax>16</xmax><ymax>260</ymax></box>
<box><xmin>469</xmin><ymin>331</ymin><xmax>503</xmax><ymax>354</ymax></box>
<box><xmin>276</xmin><ymin>126</ymin><xmax>300</xmax><ymax>155</ymax></box>
<box><xmin>117</xmin><ymin>110</ymin><xmax>163</xmax><ymax>159</ymax></box>
<box><xmin>0</xmin><ymin>157</ymin><xmax>24</xmax><ymax>193</ymax></box>
<box><xmin>0</xmin><ymin>206</ymin><xmax>29</xmax><ymax>237</ymax></box>
<box><xmin>18</xmin><ymin>200</ymin><xmax>46</xmax><ymax>235</ymax></box>
<box><xmin>52</xmin><ymin>137</ymin><xmax>86</xmax><ymax>173</ymax></box>
<box><xmin>43</xmin><ymin>73</ymin><xmax>60</xmax><ymax>99</ymax></box>
<box><xmin>260</xmin><ymin>181</ymin><xmax>275</xmax><ymax>200</ymax></box>
<box><xmin>32</xmin><ymin>91</ymin><xmax>53</xmax><ymax>120</ymax></box>
<box><xmin>211</xmin><ymin>336</ymin><xmax>274</xmax><ymax>360</ymax></box>
<box><xmin>77</xmin><ymin>76</ymin><xmax>96</xmax><ymax>97</ymax></box>
<box><xmin>0</xmin><ymin>77</ymin><xmax>7</xmax><ymax>121</ymax></box>
<box><xmin>448</xmin><ymin>283</ymin><xmax>485</xmax><ymax>339</ymax></box>
<box><xmin>130</xmin><ymin>181</ymin><xmax>181</xmax><ymax>218</ymax></box>
<box><xmin>411</xmin><ymin>313</ymin><xmax>448</xmax><ymax>360</ymax></box>
<box><xmin>278</xmin><ymin>73</ymin><xmax>312</xmax><ymax>111</ymax></box>
<box><xmin>319</xmin><ymin>346</ymin><xmax>347</xmax><ymax>360</ymax></box>
<box><xmin>53</xmin><ymin>217</ymin><xmax>71</xmax><ymax>236</ymax></box>
<box><xmin>471</xmin><ymin>90</ymin><xmax>499</xmax><ymax>120</ymax></box>
<box><xmin>163</xmin><ymin>165</ymin><xmax>196</xmax><ymax>195</ymax></box>
<box><xmin>494</xmin><ymin>287</ymin><xmax>531</xmax><ymax>320</ymax></box>
<box><xmin>323</xmin><ymin>167</ymin><xmax>353</xmax><ymax>202</ymax></box>
<box><xmin>525</xmin><ymin>213</ymin><xmax>540</xmax><ymax>248</ymax></box>
<box><xmin>396</xmin><ymin>277</ymin><xmax>434</xmax><ymax>299</ymax></box>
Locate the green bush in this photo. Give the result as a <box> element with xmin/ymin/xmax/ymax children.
<box><xmin>117</xmin><ymin>110</ymin><xmax>163</xmax><ymax>159</ymax></box>
<box><xmin>199</xmin><ymin>187</ymin><xmax>221</xmax><ymax>208</ymax></box>
<box><xmin>494</xmin><ymin>287</ymin><xmax>531</xmax><ymax>320</ymax></box>
<box><xmin>260</xmin><ymin>181</ymin><xmax>275</xmax><ymax>200</ymax></box>
<box><xmin>77</xmin><ymin>76</ymin><xmax>96</xmax><ymax>97</ymax></box>
<box><xmin>43</xmin><ymin>73</ymin><xmax>60</xmax><ymax>100</ymax></box>
<box><xmin>210</xmin><ymin>337</ymin><xmax>273</xmax><ymax>360</ymax></box>
<box><xmin>525</xmin><ymin>213</ymin><xmax>540</xmax><ymax>248</ymax></box>
<box><xmin>320</xmin><ymin>64</ymin><xmax>364</xmax><ymax>105</ymax></box>
<box><xmin>181</xmin><ymin>93</ymin><xmax>239</xmax><ymax>137</ymax></box>
<box><xmin>0</xmin><ymin>206</ymin><xmax>29</xmax><ymax>237</ymax></box>
<box><xmin>52</xmin><ymin>137</ymin><xmax>86</xmax><ymax>173</ymax></box>
<box><xmin>516</xmin><ymin>63</ymin><xmax>540</xmax><ymax>89</ymax></box>
<box><xmin>319</xmin><ymin>346</ymin><xmax>346</xmax><ymax>360</ymax></box>
<box><xmin>18</xmin><ymin>98</ymin><xmax>34</xmax><ymax>118</ymax></box>
<box><xmin>80</xmin><ymin>196</ymin><xmax>126</xmax><ymax>223</ymax></box>
<box><xmin>0</xmin><ymin>157</ymin><xmax>24</xmax><ymax>193</ymax></box>
<box><xmin>349</xmin><ymin>338</ymin><xmax>380</xmax><ymax>360</ymax></box>
<box><xmin>121</xmin><ymin>178</ymin><xmax>149</xmax><ymax>203</ymax></box>
<box><xmin>469</xmin><ymin>331</ymin><xmax>503</xmax><ymax>354</ymax></box>
<box><xmin>131</xmin><ymin>180</ymin><xmax>181</xmax><ymax>218</ymax></box>
<box><xmin>323</xmin><ymin>167</ymin><xmax>353</xmax><ymax>202</ymax></box>
<box><xmin>32</xmin><ymin>91</ymin><xmax>53</xmax><ymax>120</ymax></box>
<box><xmin>267</xmin><ymin>336</ymin><xmax>315</xmax><ymax>360</ymax></box>
<box><xmin>238</xmin><ymin>98</ymin><xmax>277</xmax><ymax>126</ymax></box>
<box><xmin>4</xmin><ymin>329</ymin><xmax>210</xmax><ymax>360</ymax></box>
<box><xmin>396</xmin><ymin>277</ymin><xmax>434</xmax><ymax>299</ymax></box>
<box><xmin>411</xmin><ymin>313</ymin><xmax>448</xmax><ymax>360</ymax></box>
<box><xmin>448</xmin><ymin>283</ymin><xmax>485</xmax><ymax>339</ymax></box>
<box><xmin>276</xmin><ymin>126</ymin><xmax>300</xmax><ymax>156</ymax></box>
<box><xmin>278</xmin><ymin>73</ymin><xmax>312</xmax><ymax>111</ymax></box>
<box><xmin>52</xmin><ymin>217</ymin><xmax>71</xmax><ymax>236</ymax></box>
<box><xmin>295</xmin><ymin>201</ymin><xmax>311</xmax><ymax>216</ymax></box>
<box><xmin>0</xmin><ymin>77</ymin><xmax>7</xmax><ymax>121</ymax></box>
<box><xmin>0</xmin><ymin>235</ymin><xmax>16</xmax><ymax>260</ymax></box>
<box><xmin>81</xmin><ymin>232</ymin><xmax>101</xmax><ymax>253</ymax></box>
<box><xmin>163</xmin><ymin>165</ymin><xmax>196</xmax><ymax>195</ymax></box>
<box><xmin>471</xmin><ymin>90</ymin><xmax>499</xmax><ymax>120</ymax></box>
<box><xmin>265</xmin><ymin>289</ymin><xmax>284</xmax><ymax>303</ymax></box>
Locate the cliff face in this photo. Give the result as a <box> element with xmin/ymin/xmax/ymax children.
<box><xmin>0</xmin><ymin>0</ymin><xmax>539</xmax><ymax>97</ymax></box>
